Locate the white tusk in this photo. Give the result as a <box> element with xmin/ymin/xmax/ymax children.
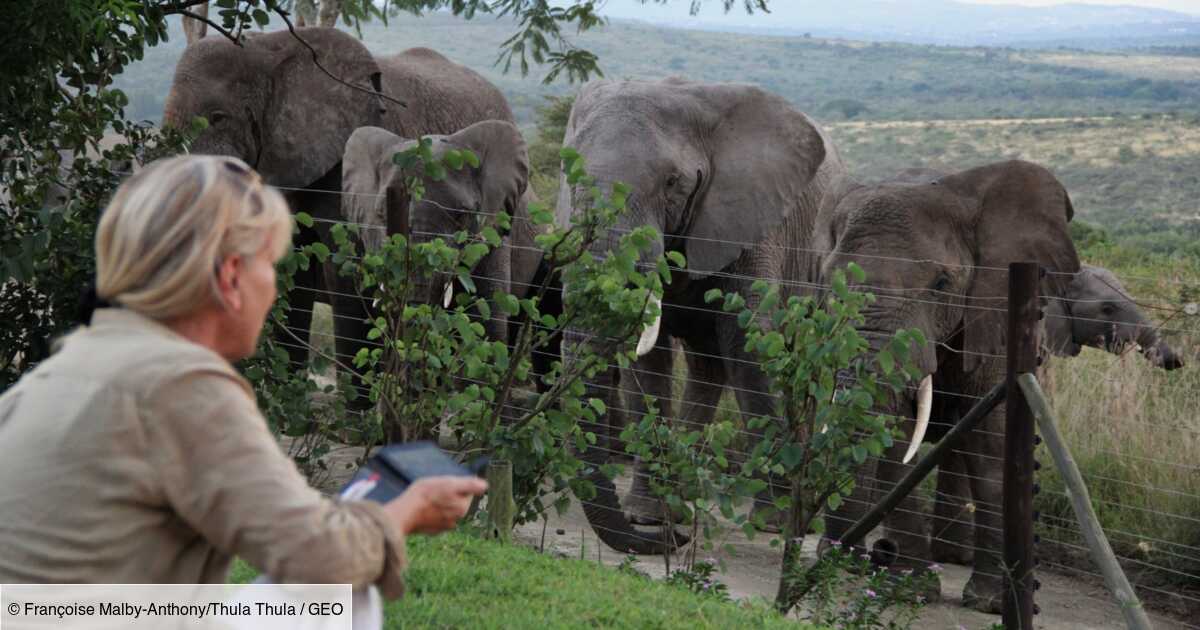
<box><xmin>635</xmin><ymin>294</ymin><xmax>662</xmax><ymax>357</ymax></box>
<box><xmin>903</xmin><ymin>375</ymin><xmax>933</xmax><ymax>464</ymax></box>
<box><xmin>442</xmin><ymin>282</ymin><xmax>454</xmax><ymax>308</ymax></box>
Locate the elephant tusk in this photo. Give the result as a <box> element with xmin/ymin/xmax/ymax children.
<box><xmin>636</xmin><ymin>295</ymin><xmax>662</xmax><ymax>357</ymax></box>
<box><xmin>442</xmin><ymin>282</ymin><xmax>454</xmax><ymax>309</ymax></box>
<box><xmin>902</xmin><ymin>375</ymin><xmax>933</xmax><ymax>464</ymax></box>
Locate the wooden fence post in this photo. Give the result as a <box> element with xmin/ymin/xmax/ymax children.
<box><xmin>1004</xmin><ymin>262</ymin><xmax>1040</xmax><ymax>629</ymax></box>
<box><xmin>486</xmin><ymin>459</ymin><xmax>515</xmax><ymax>543</ymax></box>
<box><xmin>1017</xmin><ymin>374</ymin><xmax>1154</xmax><ymax>630</ymax></box>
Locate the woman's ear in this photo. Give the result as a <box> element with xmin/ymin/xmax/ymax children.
<box><xmin>216</xmin><ymin>255</ymin><xmax>245</xmax><ymax>312</ymax></box>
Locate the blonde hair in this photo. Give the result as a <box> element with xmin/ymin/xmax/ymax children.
<box><xmin>95</xmin><ymin>155</ymin><xmax>293</xmax><ymax>321</ymax></box>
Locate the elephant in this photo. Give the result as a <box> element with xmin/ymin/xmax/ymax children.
<box><xmin>814</xmin><ymin>160</ymin><xmax>1082</xmax><ymax>613</ymax></box>
<box><xmin>162</xmin><ymin>27</ymin><xmax>516</xmax><ymax>408</ymax></box>
<box><xmin>929</xmin><ymin>262</ymin><xmax>1184</xmax><ymax>566</ymax></box>
<box><xmin>553</xmin><ymin>78</ymin><xmax>848</xmax><ymax>553</ymax></box>
<box><xmin>339</xmin><ymin>119</ymin><xmax>539</xmax><ymax>366</ymax></box>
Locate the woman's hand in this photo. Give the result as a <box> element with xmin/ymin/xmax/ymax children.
<box><xmin>383</xmin><ymin>476</ymin><xmax>488</xmax><ymax>536</ymax></box>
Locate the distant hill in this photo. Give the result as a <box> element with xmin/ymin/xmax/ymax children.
<box><xmin>116</xmin><ymin>11</ymin><xmax>1200</xmax><ymax>127</ymax></box>
<box><xmin>594</xmin><ymin>0</ymin><xmax>1200</xmax><ymax>48</ymax></box>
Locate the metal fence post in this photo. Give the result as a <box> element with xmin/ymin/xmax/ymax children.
<box><xmin>1004</xmin><ymin>262</ymin><xmax>1040</xmax><ymax>629</ymax></box>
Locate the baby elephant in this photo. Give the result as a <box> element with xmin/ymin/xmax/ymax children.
<box><xmin>340</xmin><ymin>119</ymin><xmax>535</xmax><ymax>345</ymax></box>
<box><xmin>1045</xmin><ymin>264</ymin><xmax>1185</xmax><ymax>370</ymax></box>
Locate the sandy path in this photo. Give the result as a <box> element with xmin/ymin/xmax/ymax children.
<box><xmin>509</xmin><ymin>474</ymin><xmax>1191</xmax><ymax>630</ymax></box>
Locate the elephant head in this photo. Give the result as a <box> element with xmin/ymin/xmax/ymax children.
<box><xmin>816</xmin><ymin>160</ymin><xmax>1082</xmax><ymax>459</ymax></box>
<box><xmin>163</xmin><ymin>27</ymin><xmax>385</xmax><ymax>188</ymax></box>
<box><xmin>1047</xmin><ymin>264</ymin><xmax>1184</xmax><ymax>370</ymax></box>
<box><xmin>341</xmin><ymin>120</ymin><xmax>529</xmax><ymax>307</ymax></box>
<box><xmin>556</xmin><ymin>78</ymin><xmax>829</xmax><ymax>353</ymax></box>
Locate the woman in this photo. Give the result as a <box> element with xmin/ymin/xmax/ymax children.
<box><xmin>0</xmin><ymin>155</ymin><xmax>486</xmax><ymax>594</ymax></box>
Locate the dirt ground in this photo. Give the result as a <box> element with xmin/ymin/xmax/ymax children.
<box><xmin>305</xmin><ymin>442</ymin><xmax>1191</xmax><ymax>629</ymax></box>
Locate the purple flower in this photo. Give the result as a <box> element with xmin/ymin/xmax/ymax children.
<box><xmin>864</xmin><ymin>588</ymin><xmax>877</xmax><ymax>598</ymax></box>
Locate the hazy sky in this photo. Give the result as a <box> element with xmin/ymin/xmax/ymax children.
<box><xmin>960</xmin><ymin>0</ymin><xmax>1200</xmax><ymax>13</ymax></box>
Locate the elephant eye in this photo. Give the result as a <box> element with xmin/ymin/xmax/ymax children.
<box><xmin>1100</xmin><ymin>303</ymin><xmax>1116</xmax><ymax>316</ymax></box>
<box><xmin>931</xmin><ymin>274</ymin><xmax>951</xmax><ymax>293</ymax></box>
<box><xmin>665</xmin><ymin>173</ymin><xmax>680</xmax><ymax>188</ymax></box>
<box><xmin>208</xmin><ymin>110</ymin><xmax>228</xmax><ymax>125</ymax></box>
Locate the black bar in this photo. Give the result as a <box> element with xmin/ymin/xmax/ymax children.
<box><xmin>1003</xmin><ymin>262</ymin><xmax>1040</xmax><ymax>629</ymax></box>
<box><xmin>839</xmin><ymin>381</ymin><xmax>1007</xmax><ymax>550</ymax></box>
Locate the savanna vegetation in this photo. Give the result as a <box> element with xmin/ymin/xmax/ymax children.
<box><xmin>6</xmin><ymin>0</ymin><xmax>1200</xmax><ymax>621</ymax></box>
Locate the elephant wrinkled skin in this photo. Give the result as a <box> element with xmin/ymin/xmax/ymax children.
<box><xmin>815</xmin><ymin>160</ymin><xmax>1082</xmax><ymax>613</ymax></box>
<box><xmin>162</xmin><ymin>28</ymin><xmax>515</xmax><ymax>407</ymax></box>
<box><xmin>340</xmin><ymin>120</ymin><xmax>539</xmax><ymax>361</ymax></box>
<box><xmin>554</xmin><ymin>78</ymin><xmax>847</xmax><ymax>554</ymax></box>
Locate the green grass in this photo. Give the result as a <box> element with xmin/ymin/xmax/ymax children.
<box><xmin>229</xmin><ymin>533</ymin><xmax>808</xmax><ymax>629</ymax></box>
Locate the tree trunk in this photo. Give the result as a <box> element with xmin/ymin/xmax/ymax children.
<box><xmin>318</xmin><ymin>0</ymin><xmax>341</xmax><ymax>27</ymax></box>
<box><xmin>294</xmin><ymin>0</ymin><xmax>316</xmax><ymax>26</ymax></box>
<box><xmin>182</xmin><ymin>2</ymin><xmax>208</xmax><ymax>45</ymax></box>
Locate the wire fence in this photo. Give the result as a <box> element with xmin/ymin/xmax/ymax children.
<box><xmin>250</xmin><ymin>179</ymin><xmax>1200</xmax><ymax>621</ymax></box>
<box><xmin>13</xmin><ymin>171</ymin><xmax>1191</xmax><ymax>622</ymax></box>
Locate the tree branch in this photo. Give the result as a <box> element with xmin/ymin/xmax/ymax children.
<box><xmin>270</xmin><ymin>2</ymin><xmax>409</xmax><ymax>109</ymax></box>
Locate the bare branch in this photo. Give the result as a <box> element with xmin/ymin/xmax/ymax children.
<box><xmin>269</xmin><ymin>3</ymin><xmax>409</xmax><ymax>109</ymax></box>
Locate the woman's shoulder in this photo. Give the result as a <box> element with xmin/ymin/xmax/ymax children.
<box><xmin>49</xmin><ymin>309</ymin><xmax>250</xmax><ymax>399</ymax></box>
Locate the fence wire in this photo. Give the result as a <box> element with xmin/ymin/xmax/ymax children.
<box><xmin>17</xmin><ymin>174</ymin><xmax>1195</xmax><ymax>620</ymax></box>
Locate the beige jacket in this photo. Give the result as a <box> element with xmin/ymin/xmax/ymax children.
<box><xmin>0</xmin><ymin>308</ymin><xmax>406</xmax><ymax>597</ymax></box>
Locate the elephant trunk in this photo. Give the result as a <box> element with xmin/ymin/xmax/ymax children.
<box><xmin>1145</xmin><ymin>339</ymin><xmax>1185</xmax><ymax>371</ymax></box>
<box><xmin>1129</xmin><ymin>317</ymin><xmax>1183</xmax><ymax>370</ymax></box>
<box><xmin>560</xmin><ymin>324</ymin><xmax>686</xmax><ymax>555</ymax></box>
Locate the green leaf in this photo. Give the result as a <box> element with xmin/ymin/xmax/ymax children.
<box><xmin>704</xmin><ymin>288</ymin><xmax>723</xmax><ymax>304</ymax></box>
<box><xmin>294</xmin><ymin>212</ymin><xmax>314</xmax><ymax>228</ymax></box>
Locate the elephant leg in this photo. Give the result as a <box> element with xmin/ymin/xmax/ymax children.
<box><xmin>329</xmin><ymin>261</ymin><xmax>375</xmax><ymax>414</ymax></box>
<box><xmin>624</xmin><ymin>344</ymin><xmax>680</xmax><ymax>525</ymax></box>
<box><xmin>678</xmin><ymin>349</ymin><xmax>725</xmax><ymax>429</ymax></box>
<box><xmin>874</xmin><ymin>440</ymin><xmax>943</xmax><ymax>603</ymax></box>
<box><xmin>960</xmin><ymin>420</ymin><xmax>1008</xmax><ymax>614</ymax></box>
<box><xmin>716</xmin><ymin>317</ymin><xmax>787</xmax><ymax>531</ymax></box>
<box><xmin>931</xmin><ymin>449</ymin><xmax>975</xmax><ymax>565</ymax></box>
<box><xmin>278</xmin><ymin>256</ymin><xmax>317</xmax><ymax>370</ymax></box>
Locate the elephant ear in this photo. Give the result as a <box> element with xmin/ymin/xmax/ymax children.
<box><xmin>441</xmin><ymin>120</ymin><xmax>530</xmax><ymax>231</ymax></box>
<box><xmin>253</xmin><ymin>28</ymin><xmax>384</xmax><ymax>188</ymax></box>
<box><xmin>342</xmin><ymin>126</ymin><xmax>404</xmax><ymax>252</ymax></box>
<box><xmin>685</xmin><ymin>84</ymin><xmax>829</xmax><ymax>276</ymax></box>
<box><xmin>941</xmin><ymin>160</ymin><xmax>1081</xmax><ymax>374</ymax></box>
<box><xmin>1043</xmin><ymin>294</ymin><xmax>1080</xmax><ymax>357</ymax></box>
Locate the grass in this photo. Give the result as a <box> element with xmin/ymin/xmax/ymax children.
<box><xmin>1033</xmin><ymin>250</ymin><xmax>1200</xmax><ymax>591</ymax></box>
<box><xmin>826</xmin><ymin>113</ymin><xmax>1200</xmax><ymax>229</ymax></box>
<box><xmin>228</xmin><ymin>532</ymin><xmax>808</xmax><ymax>629</ymax></box>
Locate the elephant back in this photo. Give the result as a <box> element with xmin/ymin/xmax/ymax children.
<box><xmin>378</xmin><ymin>48</ymin><xmax>515</xmax><ymax>138</ymax></box>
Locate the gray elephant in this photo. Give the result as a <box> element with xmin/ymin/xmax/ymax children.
<box><xmin>340</xmin><ymin>120</ymin><xmax>539</xmax><ymax>358</ymax></box>
<box><xmin>554</xmin><ymin>78</ymin><xmax>847</xmax><ymax>553</ymax></box>
<box><xmin>929</xmin><ymin>262</ymin><xmax>1184</xmax><ymax>565</ymax></box>
<box><xmin>162</xmin><ymin>28</ymin><xmax>515</xmax><ymax>407</ymax></box>
<box><xmin>814</xmin><ymin>160</ymin><xmax>1082</xmax><ymax>613</ymax></box>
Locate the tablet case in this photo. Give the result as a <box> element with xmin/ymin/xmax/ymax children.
<box><xmin>338</xmin><ymin>441</ymin><xmax>484</xmax><ymax>503</ymax></box>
